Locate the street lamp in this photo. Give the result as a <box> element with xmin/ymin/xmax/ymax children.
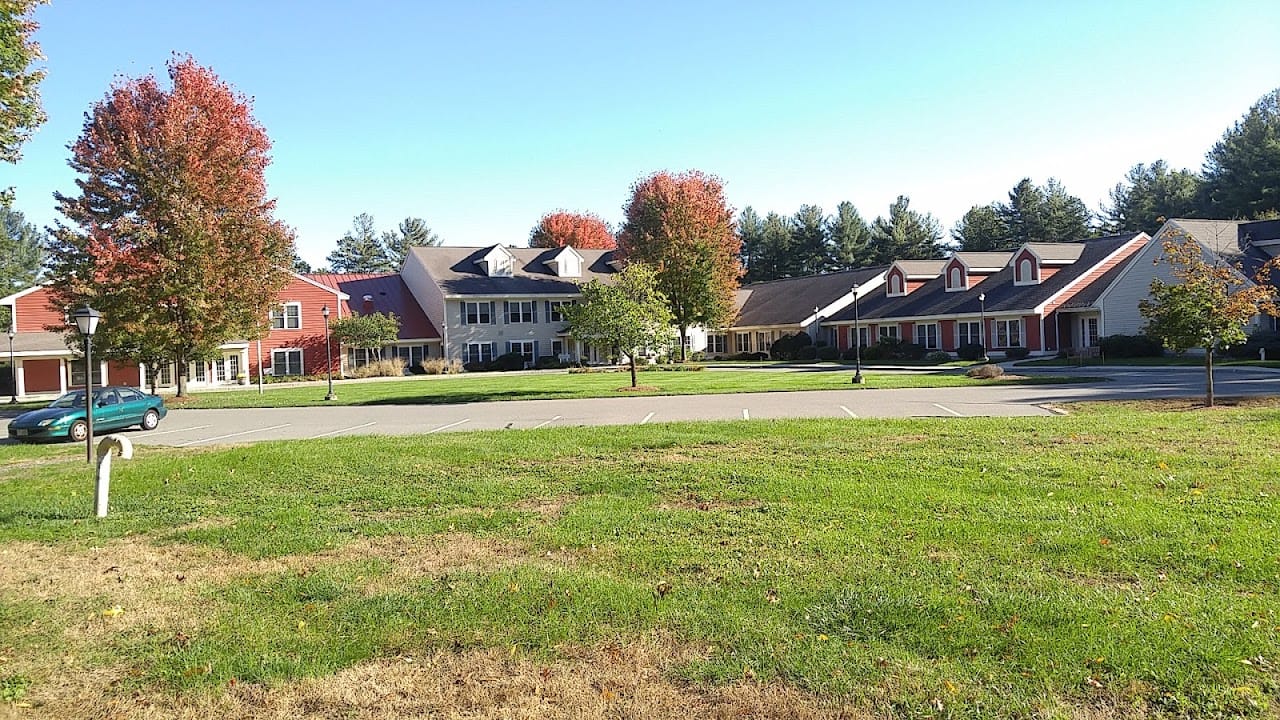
<box><xmin>322</xmin><ymin>305</ymin><xmax>336</xmax><ymax>401</ymax></box>
<box><xmin>977</xmin><ymin>292</ymin><xmax>988</xmax><ymax>363</ymax></box>
<box><xmin>71</xmin><ymin>306</ymin><xmax>101</xmax><ymax>464</ymax></box>
<box><xmin>7</xmin><ymin>328</ymin><xmax>15</xmax><ymax>404</ymax></box>
<box><xmin>850</xmin><ymin>283</ymin><xmax>864</xmax><ymax>384</ymax></box>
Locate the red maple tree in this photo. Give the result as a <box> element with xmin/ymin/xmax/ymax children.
<box><xmin>617</xmin><ymin>170</ymin><xmax>741</xmax><ymax>359</ymax></box>
<box><xmin>529</xmin><ymin>211</ymin><xmax>616</xmax><ymax>249</ymax></box>
<box><xmin>46</xmin><ymin>55</ymin><xmax>294</xmax><ymax>395</ymax></box>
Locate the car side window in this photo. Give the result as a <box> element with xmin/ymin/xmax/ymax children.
<box><xmin>119</xmin><ymin>389</ymin><xmax>142</xmax><ymax>402</ymax></box>
<box><xmin>100</xmin><ymin>390</ymin><xmax>120</xmax><ymax>406</ymax></box>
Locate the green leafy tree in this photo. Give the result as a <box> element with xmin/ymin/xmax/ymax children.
<box><xmin>331</xmin><ymin>311</ymin><xmax>400</xmax><ymax>362</ymax></box>
<box><xmin>562</xmin><ymin>262</ymin><xmax>674</xmax><ymax>388</ymax></box>
<box><xmin>1</xmin><ymin>206</ymin><xmax>41</xmax><ymax>290</ymax></box>
<box><xmin>1</xmin><ymin>0</ymin><xmax>47</xmax><ymax>203</ymax></box>
<box><xmin>868</xmin><ymin>196</ymin><xmax>944</xmax><ymax>263</ymax></box>
<box><xmin>1140</xmin><ymin>235</ymin><xmax>1278</xmax><ymax>407</ymax></box>
<box><xmin>1202</xmin><ymin>88</ymin><xmax>1280</xmax><ymax>219</ymax></box>
<box><xmin>327</xmin><ymin>213</ymin><xmax>394</xmax><ymax>272</ymax></box>
<box><xmin>952</xmin><ymin>204</ymin><xmax>1011</xmax><ymax>251</ymax></box>
<box><xmin>1104</xmin><ymin>161</ymin><xmax>1202</xmax><ymax>234</ymax></box>
<box><xmin>827</xmin><ymin>201</ymin><xmax>872</xmax><ymax>270</ymax></box>
<box><xmin>384</xmin><ymin>216</ymin><xmax>441</xmax><ymax>267</ymax></box>
<box><xmin>617</xmin><ymin>170</ymin><xmax>740</xmax><ymax>360</ymax></box>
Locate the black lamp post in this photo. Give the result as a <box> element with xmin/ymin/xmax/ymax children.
<box><xmin>7</xmin><ymin>328</ymin><xmax>15</xmax><ymax>404</ymax></box>
<box><xmin>71</xmin><ymin>306</ymin><xmax>101</xmax><ymax>463</ymax></box>
<box><xmin>978</xmin><ymin>292</ymin><xmax>988</xmax><ymax>362</ymax></box>
<box><xmin>850</xmin><ymin>283</ymin><xmax>864</xmax><ymax>384</ymax></box>
<box><xmin>322</xmin><ymin>305</ymin><xmax>336</xmax><ymax>401</ymax></box>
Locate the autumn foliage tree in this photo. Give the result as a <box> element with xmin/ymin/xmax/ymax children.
<box><xmin>617</xmin><ymin>170</ymin><xmax>740</xmax><ymax>360</ymax></box>
<box><xmin>1</xmin><ymin>0</ymin><xmax>48</xmax><ymax>203</ymax></box>
<box><xmin>529</xmin><ymin>211</ymin><xmax>615</xmax><ymax>249</ymax></box>
<box><xmin>45</xmin><ymin>55</ymin><xmax>294</xmax><ymax>396</ymax></box>
<box><xmin>1140</xmin><ymin>235</ymin><xmax>1278</xmax><ymax>407</ymax></box>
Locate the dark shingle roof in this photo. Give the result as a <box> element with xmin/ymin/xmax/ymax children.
<box><xmin>410</xmin><ymin>246</ymin><xmax>617</xmax><ymax>296</ymax></box>
<box><xmin>829</xmin><ymin>234</ymin><xmax>1143</xmax><ymax>321</ymax></box>
<box><xmin>733</xmin><ymin>267</ymin><xmax>887</xmax><ymax>327</ymax></box>
<box><xmin>305</xmin><ymin>273</ymin><xmax>440</xmax><ymax>340</ymax></box>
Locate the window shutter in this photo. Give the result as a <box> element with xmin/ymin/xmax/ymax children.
<box><xmin>532</xmin><ymin>302</ymin><xmax>538</xmax><ymax>324</ymax></box>
<box><xmin>460</xmin><ymin>302</ymin><xmax>468</xmax><ymax>326</ymax></box>
<box><xmin>533</xmin><ymin>340</ymin><xmax>540</xmax><ymax>360</ymax></box>
<box><xmin>505</xmin><ymin>341</ymin><xmax>512</xmax><ymax>355</ymax></box>
<box><xmin>544</xmin><ymin>300</ymin><xmax>551</xmax><ymax>319</ymax></box>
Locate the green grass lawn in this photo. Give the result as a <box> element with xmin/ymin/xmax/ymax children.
<box><xmin>1</xmin><ymin>401</ymin><xmax>1278</xmax><ymax>717</ymax></box>
<box><xmin>1018</xmin><ymin>356</ymin><xmax>1280</xmax><ymax>369</ymax></box>
<box><xmin>174</xmin><ymin>368</ymin><xmax>1088</xmax><ymax>409</ymax></box>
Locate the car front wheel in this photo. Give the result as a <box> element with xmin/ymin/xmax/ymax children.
<box><xmin>69</xmin><ymin>420</ymin><xmax>88</xmax><ymax>442</ymax></box>
<box><xmin>141</xmin><ymin>409</ymin><xmax>160</xmax><ymax>431</ymax></box>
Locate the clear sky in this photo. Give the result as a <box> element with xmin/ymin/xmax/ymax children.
<box><xmin>7</xmin><ymin>1</ymin><xmax>1280</xmax><ymax>267</ymax></box>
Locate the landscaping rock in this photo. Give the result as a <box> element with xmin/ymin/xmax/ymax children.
<box><xmin>966</xmin><ymin>363</ymin><xmax>1004</xmax><ymax>379</ymax></box>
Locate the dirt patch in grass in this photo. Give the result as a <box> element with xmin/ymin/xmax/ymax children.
<box><xmin>617</xmin><ymin>385</ymin><xmax>660</xmax><ymax>393</ymax></box>
<box><xmin>17</xmin><ymin>636</ymin><xmax>874</xmax><ymax>720</ymax></box>
<box><xmin>658</xmin><ymin>495</ymin><xmax>762</xmax><ymax>513</ymax></box>
<box><xmin>1072</xmin><ymin>396</ymin><xmax>1280</xmax><ymax>414</ymax></box>
<box><xmin>512</xmin><ymin>496</ymin><xmax>572</xmax><ymax>519</ymax></box>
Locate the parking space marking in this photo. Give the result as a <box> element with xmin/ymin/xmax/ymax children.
<box><xmin>145</xmin><ymin>424</ymin><xmax>211</xmax><ymax>436</ymax></box>
<box><xmin>309</xmin><ymin>422</ymin><xmax>376</xmax><ymax>439</ymax></box>
<box><xmin>932</xmin><ymin>403</ymin><xmax>964</xmax><ymax>417</ymax></box>
<box><xmin>839</xmin><ymin>405</ymin><xmax>857</xmax><ymax>418</ymax></box>
<box><xmin>531</xmin><ymin>416</ymin><xmax>561</xmax><ymax>430</ymax></box>
<box><xmin>641</xmin><ymin>412</ymin><xmax>655</xmax><ymax>425</ymax></box>
<box><xmin>426</xmin><ymin>419</ymin><xmax>469</xmax><ymax>434</ymax></box>
<box><xmin>742</xmin><ymin>408</ymin><xmax>750</xmax><ymax>420</ymax></box>
<box><xmin>176</xmin><ymin>423</ymin><xmax>291</xmax><ymax>447</ymax></box>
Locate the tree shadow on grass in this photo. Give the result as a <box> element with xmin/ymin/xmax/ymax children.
<box><xmin>352</xmin><ymin>389</ymin><xmax>583</xmax><ymax>406</ymax></box>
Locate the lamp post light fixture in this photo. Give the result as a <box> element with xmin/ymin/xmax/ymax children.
<box><xmin>977</xmin><ymin>292</ymin><xmax>988</xmax><ymax>363</ymax></box>
<box><xmin>71</xmin><ymin>305</ymin><xmax>102</xmax><ymax>464</ymax></box>
<box><xmin>7</xmin><ymin>328</ymin><xmax>15</xmax><ymax>404</ymax></box>
<box><xmin>850</xmin><ymin>283</ymin><xmax>864</xmax><ymax>384</ymax></box>
<box><xmin>322</xmin><ymin>305</ymin><xmax>336</xmax><ymax>401</ymax></box>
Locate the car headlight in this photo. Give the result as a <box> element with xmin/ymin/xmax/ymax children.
<box><xmin>38</xmin><ymin>418</ymin><xmax>55</xmax><ymax>427</ymax></box>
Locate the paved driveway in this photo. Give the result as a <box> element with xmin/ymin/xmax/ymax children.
<box><xmin>5</xmin><ymin>365</ymin><xmax>1278</xmax><ymax>448</ymax></box>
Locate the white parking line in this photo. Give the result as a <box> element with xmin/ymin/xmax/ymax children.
<box><xmin>742</xmin><ymin>408</ymin><xmax>750</xmax><ymax>420</ymax></box>
<box><xmin>426</xmin><ymin>419</ymin><xmax>469</xmax><ymax>434</ymax></box>
<box><xmin>531</xmin><ymin>416</ymin><xmax>561</xmax><ymax>430</ymax></box>
<box><xmin>309</xmin><ymin>422</ymin><xmax>376</xmax><ymax>439</ymax></box>
<box><xmin>839</xmin><ymin>405</ymin><xmax>857</xmax><ymax>418</ymax></box>
<box><xmin>176</xmin><ymin>423</ymin><xmax>291</xmax><ymax>447</ymax></box>
<box><xmin>145</xmin><ymin>424</ymin><xmax>211</xmax><ymax>436</ymax></box>
<box><xmin>932</xmin><ymin>403</ymin><xmax>964</xmax><ymax>417</ymax></box>
<box><xmin>641</xmin><ymin>412</ymin><xmax>655</xmax><ymax>425</ymax></box>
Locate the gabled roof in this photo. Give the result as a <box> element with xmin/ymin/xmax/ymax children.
<box><xmin>828</xmin><ymin>234</ymin><xmax>1144</xmax><ymax>322</ymax></box>
<box><xmin>951</xmin><ymin>252</ymin><xmax>1013</xmax><ymax>271</ymax></box>
<box><xmin>303</xmin><ymin>273</ymin><xmax>440</xmax><ymax>340</ymax></box>
<box><xmin>732</xmin><ymin>267</ymin><xmax>887</xmax><ymax>328</ymax></box>
<box><xmin>409</xmin><ymin>246</ymin><xmax>617</xmax><ymax>296</ymax></box>
<box><xmin>9</xmin><ymin>331</ymin><xmax>71</xmax><ymax>354</ymax></box>
<box><xmin>892</xmin><ymin>259</ymin><xmax>947</xmax><ymax>277</ymax></box>
<box><xmin>1020</xmin><ymin>243</ymin><xmax>1086</xmax><ymax>264</ymax></box>
<box><xmin>1161</xmin><ymin>219</ymin><xmax>1245</xmax><ymax>257</ymax></box>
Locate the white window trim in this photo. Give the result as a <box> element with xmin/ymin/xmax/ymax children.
<box><xmin>994</xmin><ymin>319</ymin><xmax>1023</xmax><ymax>349</ymax></box>
<box><xmin>271</xmin><ymin>347</ymin><xmax>304</xmax><ymax>376</ymax></box>
<box><xmin>914</xmin><ymin>322</ymin><xmax>939</xmax><ymax>350</ymax></box>
<box><xmin>945</xmin><ymin>265</ymin><xmax>968</xmax><ymax>292</ymax></box>
<box><xmin>886</xmin><ymin>272</ymin><xmax>905</xmax><ymax>297</ymax></box>
<box><xmin>1014</xmin><ymin>256</ymin><xmax>1040</xmax><ymax>286</ymax></box>
<box><xmin>957</xmin><ymin>320</ymin><xmax>982</xmax><ymax>347</ymax></box>
<box><xmin>271</xmin><ymin>302</ymin><xmax>302</xmax><ymax>330</ymax></box>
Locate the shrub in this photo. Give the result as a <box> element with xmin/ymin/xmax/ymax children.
<box><xmin>487</xmin><ymin>352</ymin><xmax>527</xmax><ymax>371</ymax></box>
<box><xmin>816</xmin><ymin>345</ymin><xmax>840</xmax><ymax>361</ymax></box>
<box><xmin>957</xmin><ymin>343</ymin><xmax>987</xmax><ymax>361</ymax></box>
<box><xmin>535</xmin><ymin>355</ymin><xmax>565</xmax><ymax>370</ymax></box>
<box><xmin>349</xmin><ymin>358</ymin><xmax>407</xmax><ymax>378</ymax></box>
<box><xmin>925</xmin><ymin>350</ymin><xmax>952</xmax><ymax>363</ymax></box>
<box><xmin>1224</xmin><ymin>330</ymin><xmax>1280</xmax><ymax>360</ymax></box>
<box><xmin>639</xmin><ymin>363</ymin><xmax>705</xmax><ymax>372</ymax></box>
<box><xmin>462</xmin><ymin>361</ymin><xmax>488</xmax><ymax>373</ymax></box>
<box><xmin>797</xmin><ymin>345</ymin><xmax>818</xmax><ymax>361</ymax></box>
<box><xmin>897</xmin><ymin>342</ymin><xmax>926</xmax><ymax>361</ymax></box>
<box><xmin>860</xmin><ymin>343</ymin><xmax>889</xmax><ymax>362</ymax></box>
<box><xmin>770</xmin><ymin>332</ymin><xmax>813</xmax><ymax>360</ymax></box>
<box><xmin>1003</xmin><ymin>346</ymin><xmax>1030</xmax><ymax>360</ymax></box>
<box><xmin>966</xmin><ymin>363</ymin><xmax>1004</xmax><ymax>379</ymax></box>
<box><xmin>420</xmin><ymin>358</ymin><xmax>462</xmax><ymax>375</ymax></box>
<box><xmin>1099</xmin><ymin>334</ymin><xmax>1164</xmax><ymax>358</ymax></box>
<box><xmin>688</xmin><ymin>351</ymin><xmax>706</xmax><ymax>362</ymax></box>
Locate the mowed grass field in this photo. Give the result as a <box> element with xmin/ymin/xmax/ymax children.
<box><xmin>175</xmin><ymin>368</ymin><xmax>1085</xmax><ymax>409</ymax></box>
<box><xmin>0</xmin><ymin>400</ymin><xmax>1278</xmax><ymax>718</ymax></box>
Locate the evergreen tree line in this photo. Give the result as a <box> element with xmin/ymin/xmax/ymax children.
<box><xmin>742</xmin><ymin>87</ymin><xmax>1280</xmax><ymax>282</ymax></box>
<box><xmin>297</xmin><ymin>213</ymin><xmax>442</xmax><ymax>274</ymax></box>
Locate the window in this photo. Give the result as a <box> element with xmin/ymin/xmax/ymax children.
<box><xmin>735</xmin><ymin>332</ymin><xmax>751</xmax><ymax>353</ymax></box>
<box><xmin>756</xmin><ymin>331</ymin><xmax>773</xmax><ymax>352</ymax></box>
<box><xmin>1081</xmin><ymin>317</ymin><xmax>1099</xmax><ymax>348</ymax></box>
<box><xmin>957</xmin><ymin>321</ymin><xmax>981</xmax><ymax>347</ymax></box>
<box><xmin>505</xmin><ymin>301</ymin><xmax>536</xmax><ymax>324</ymax></box>
<box><xmin>851</xmin><ymin>326</ymin><xmax>869</xmax><ymax>348</ymax></box>
<box><xmin>69</xmin><ymin>359</ymin><xmax>103</xmax><ymax>388</ymax></box>
<box><xmin>119</xmin><ymin>388</ymin><xmax>144</xmax><ymax>403</ymax></box>
<box><xmin>228</xmin><ymin>355</ymin><xmax>240</xmax><ymax>378</ymax></box>
<box><xmin>464</xmin><ymin>342</ymin><xmax>495</xmax><ymax>364</ymax></box>
<box><xmin>390</xmin><ymin>345</ymin><xmax>426</xmax><ymax>368</ymax></box>
<box><xmin>1018</xmin><ymin>257</ymin><xmax>1036</xmax><ymax>284</ymax></box>
<box><xmin>194</xmin><ymin>362</ymin><xmax>206</xmax><ymax>382</ymax></box>
<box><xmin>547</xmin><ymin>300</ymin><xmax>574</xmax><ymax>322</ymax></box>
<box><xmin>878</xmin><ymin>325</ymin><xmax>899</xmax><ymax>340</ymax></box>
<box><xmin>995</xmin><ymin>319</ymin><xmax>1022</xmax><ymax>348</ymax></box>
<box><xmin>272</xmin><ymin>349</ymin><xmax>303</xmax><ymax>376</ymax></box>
<box><xmin>706</xmin><ymin>334</ymin><xmax>726</xmax><ymax>354</ymax></box>
<box><xmin>551</xmin><ymin>340</ymin><xmax>566</xmax><ymax>358</ymax></box>
<box><xmin>915</xmin><ymin>323</ymin><xmax>939</xmax><ymax>350</ymax></box>
<box><xmin>158</xmin><ymin>363</ymin><xmax>172</xmax><ymax>386</ymax></box>
<box><xmin>462</xmin><ymin>301</ymin><xmax>494</xmax><ymax>325</ymax></box>
<box><xmin>214</xmin><ymin>359</ymin><xmax>226</xmax><ymax>382</ymax></box>
<box><xmin>270</xmin><ymin>302</ymin><xmax>301</xmax><ymax>330</ymax></box>
<box><xmin>888</xmin><ymin>273</ymin><xmax>903</xmax><ymax>295</ymax></box>
<box><xmin>948</xmin><ymin>266</ymin><xmax>964</xmax><ymax>290</ymax></box>
<box><xmin>508</xmin><ymin>340</ymin><xmax>536</xmax><ymax>363</ymax></box>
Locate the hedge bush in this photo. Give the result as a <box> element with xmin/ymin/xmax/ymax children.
<box><xmin>770</xmin><ymin>332</ymin><xmax>814</xmax><ymax>360</ymax></box>
<box><xmin>816</xmin><ymin>345</ymin><xmax>840</xmax><ymax>361</ymax></box>
<box><xmin>925</xmin><ymin>350</ymin><xmax>952</xmax><ymax>363</ymax></box>
<box><xmin>486</xmin><ymin>352</ymin><xmax>527</xmax><ymax>371</ymax></box>
<box><xmin>1003</xmin><ymin>346</ymin><xmax>1030</xmax><ymax>360</ymax></box>
<box><xmin>1224</xmin><ymin>330</ymin><xmax>1280</xmax><ymax>360</ymax></box>
<box><xmin>1098</xmin><ymin>334</ymin><xmax>1164</xmax><ymax>358</ymax></box>
<box><xmin>957</xmin><ymin>343</ymin><xmax>987</xmax><ymax>361</ymax></box>
<box><xmin>797</xmin><ymin>345</ymin><xmax>818</xmax><ymax>361</ymax></box>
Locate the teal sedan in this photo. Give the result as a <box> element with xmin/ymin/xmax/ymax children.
<box><xmin>7</xmin><ymin>386</ymin><xmax>167</xmax><ymax>442</ymax></box>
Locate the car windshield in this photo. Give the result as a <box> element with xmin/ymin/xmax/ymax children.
<box><xmin>48</xmin><ymin>390</ymin><xmax>102</xmax><ymax>409</ymax></box>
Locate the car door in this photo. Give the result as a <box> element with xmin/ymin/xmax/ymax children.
<box><xmin>115</xmin><ymin>388</ymin><xmax>151</xmax><ymax>427</ymax></box>
<box><xmin>93</xmin><ymin>389</ymin><xmax>126</xmax><ymax>430</ymax></box>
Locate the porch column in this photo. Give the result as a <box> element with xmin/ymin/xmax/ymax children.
<box><xmin>15</xmin><ymin>361</ymin><xmax>24</xmax><ymax>399</ymax></box>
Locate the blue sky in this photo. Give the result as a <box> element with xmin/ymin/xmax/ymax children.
<box><xmin>8</xmin><ymin>1</ymin><xmax>1280</xmax><ymax>266</ymax></box>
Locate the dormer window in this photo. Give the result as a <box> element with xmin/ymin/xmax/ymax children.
<box><xmin>1015</xmin><ymin>256</ymin><xmax>1039</xmax><ymax>285</ymax></box>
<box><xmin>944</xmin><ymin>259</ymin><xmax>969</xmax><ymax>292</ymax></box>
<box><xmin>477</xmin><ymin>245</ymin><xmax>517</xmax><ymax>277</ymax></box>
<box><xmin>887</xmin><ymin>271</ymin><xmax>904</xmax><ymax>297</ymax></box>
<box><xmin>949</xmin><ymin>266</ymin><xmax>964</xmax><ymax>290</ymax></box>
<box><xmin>545</xmin><ymin>247</ymin><xmax>583</xmax><ymax>278</ymax></box>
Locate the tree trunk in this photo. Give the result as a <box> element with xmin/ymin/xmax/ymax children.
<box><xmin>679</xmin><ymin>325</ymin><xmax>688</xmax><ymax>362</ymax></box>
<box><xmin>147</xmin><ymin>366</ymin><xmax>159</xmax><ymax>396</ymax></box>
<box><xmin>175</xmin><ymin>355</ymin><xmax>188</xmax><ymax>397</ymax></box>
<box><xmin>1204</xmin><ymin>347</ymin><xmax>1215</xmax><ymax>408</ymax></box>
<box><xmin>630</xmin><ymin>353</ymin><xmax>638</xmax><ymax>388</ymax></box>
